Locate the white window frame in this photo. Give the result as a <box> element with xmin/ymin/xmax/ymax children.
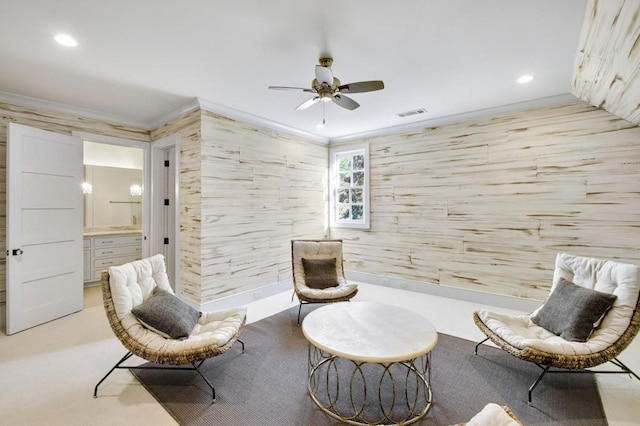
<box><xmin>329</xmin><ymin>143</ymin><xmax>370</xmax><ymax>229</ymax></box>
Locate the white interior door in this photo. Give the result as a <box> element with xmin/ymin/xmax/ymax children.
<box><xmin>7</xmin><ymin>123</ymin><xmax>83</xmax><ymax>334</ymax></box>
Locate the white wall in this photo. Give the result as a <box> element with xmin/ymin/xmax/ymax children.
<box><xmin>83</xmin><ymin>140</ymin><xmax>143</xmax><ymax>169</ymax></box>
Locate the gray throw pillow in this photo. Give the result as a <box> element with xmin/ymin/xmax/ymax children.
<box><xmin>131</xmin><ymin>287</ymin><xmax>201</xmax><ymax>339</ymax></box>
<box><xmin>532</xmin><ymin>278</ymin><xmax>617</xmax><ymax>342</ymax></box>
<box><xmin>302</xmin><ymin>258</ymin><xmax>339</xmax><ymax>289</ymax></box>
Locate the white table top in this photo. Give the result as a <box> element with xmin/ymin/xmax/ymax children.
<box><xmin>301</xmin><ymin>302</ymin><xmax>438</xmax><ymax>363</ymax></box>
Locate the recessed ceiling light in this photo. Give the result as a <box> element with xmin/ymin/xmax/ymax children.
<box><xmin>517</xmin><ymin>74</ymin><xmax>534</xmax><ymax>84</ymax></box>
<box><xmin>54</xmin><ymin>33</ymin><xmax>78</xmax><ymax>47</ymax></box>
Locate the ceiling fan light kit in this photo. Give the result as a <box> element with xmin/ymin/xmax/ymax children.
<box><xmin>269</xmin><ymin>57</ymin><xmax>384</xmax><ymax>114</ymax></box>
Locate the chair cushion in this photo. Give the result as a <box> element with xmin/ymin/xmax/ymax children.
<box><xmin>463</xmin><ymin>403</ymin><xmax>521</xmax><ymax>426</ymax></box>
<box><xmin>132</xmin><ymin>286</ymin><xmax>201</xmax><ymax>339</ymax></box>
<box><xmin>109</xmin><ymin>254</ymin><xmax>247</xmax><ymax>353</ymax></box>
<box><xmin>549</xmin><ymin>252</ymin><xmax>640</xmax><ymax>344</ymax></box>
<box><xmin>302</xmin><ymin>257</ymin><xmax>339</xmax><ymax>289</ymax></box>
<box><xmin>476</xmin><ymin>252</ymin><xmax>640</xmax><ymax>355</ymax></box>
<box><xmin>292</xmin><ymin>240</ymin><xmax>358</xmax><ymax>301</ymax></box>
<box><xmin>109</xmin><ymin>254</ymin><xmax>174</xmax><ymax>319</ymax></box>
<box><xmin>532</xmin><ymin>278</ymin><xmax>617</xmax><ymax>342</ymax></box>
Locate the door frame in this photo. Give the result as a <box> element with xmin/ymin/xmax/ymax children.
<box><xmin>72</xmin><ymin>132</ymin><xmax>151</xmax><ymax>257</ymax></box>
<box><xmin>150</xmin><ymin>134</ymin><xmax>181</xmax><ymax>292</ymax></box>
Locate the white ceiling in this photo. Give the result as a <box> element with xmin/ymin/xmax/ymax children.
<box><xmin>0</xmin><ymin>0</ymin><xmax>588</xmax><ymax>140</ymax></box>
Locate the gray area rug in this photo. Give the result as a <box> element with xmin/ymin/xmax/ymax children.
<box><xmin>131</xmin><ymin>306</ymin><xmax>606</xmax><ymax>425</ymax></box>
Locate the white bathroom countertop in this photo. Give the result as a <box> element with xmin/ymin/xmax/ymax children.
<box><xmin>83</xmin><ymin>227</ymin><xmax>143</xmax><ymax>237</ymax></box>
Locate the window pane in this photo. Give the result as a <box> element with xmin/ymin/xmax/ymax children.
<box><xmin>338</xmin><ymin>204</ymin><xmax>351</xmax><ymax>220</ymax></box>
<box><xmin>353</xmin><ymin>154</ymin><xmax>364</xmax><ymax>170</ymax></box>
<box><xmin>351</xmin><ymin>188</ymin><xmax>363</xmax><ymax>203</ymax></box>
<box><xmin>338</xmin><ymin>189</ymin><xmax>349</xmax><ymax>203</ymax></box>
<box><xmin>352</xmin><ymin>204</ymin><xmax>363</xmax><ymax>220</ymax></box>
<box><xmin>339</xmin><ymin>156</ymin><xmax>351</xmax><ymax>171</ymax></box>
<box><xmin>353</xmin><ymin>171</ymin><xmax>364</xmax><ymax>187</ymax></box>
<box><xmin>339</xmin><ymin>172</ymin><xmax>351</xmax><ymax>186</ymax></box>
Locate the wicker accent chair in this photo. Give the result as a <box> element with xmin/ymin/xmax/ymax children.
<box><xmin>474</xmin><ymin>252</ymin><xmax>640</xmax><ymax>404</ymax></box>
<box><xmin>93</xmin><ymin>254</ymin><xmax>246</xmax><ymax>401</ymax></box>
<box><xmin>291</xmin><ymin>239</ymin><xmax>358</xmax><ymax>324</ymax></box>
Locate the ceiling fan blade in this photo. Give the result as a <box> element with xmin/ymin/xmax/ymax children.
<box><xmin>332</xmin><ymin>94</ymin><xmax>360</xmax><ymax>110</ymax></box>
<box><xmin>338</xmin><ymin>80</ymin><xmax>384</xmax><ymax>94</ymax></box>
<box><xmin>296</xmin><ymin>96</ymin><xmax>320</xmax><ymax>110</ymax></box>
<box><xmin>268</xmin><ymin>86</ymin><xmax>316</xmax><ymax>93</ymax></box>
<box><xmin>315</xmin><ymin>65</ymin><xmax>334</xmax><ymax>85</ymax></box>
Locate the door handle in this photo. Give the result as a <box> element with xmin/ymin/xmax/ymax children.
<box><xmin>12</xmin><ymin>249</ymin><xmax>23</xmax><ymax>256</ymax></box>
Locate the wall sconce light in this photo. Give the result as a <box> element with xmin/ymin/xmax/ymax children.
<box><xmin>82</xmin><ymin>182</ymin><xmax>93</xmax><ymax>194</ymax></box>
<box><xmin>129</xmin><ymin>184</ymin><xmax>143</xmax><ymax>196</ymax></box>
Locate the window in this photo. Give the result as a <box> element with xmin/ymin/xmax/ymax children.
<box><xmin>329</xmin><ymin>144</ymin><xmax>370</xmax><ymax>229</ymax></box>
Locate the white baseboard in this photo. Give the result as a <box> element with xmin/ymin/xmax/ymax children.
<box><xmin>0</xmin><ymin>305</ymin><xmax>5</xmax><ymax>334</ymax></box>
<box><xmin>345</xmin><ymin>271</ymin><xmax>542</xmax><ymax>313</ymax></box>
<box><xmin>197</xmin><ymin>279</ymin><xmax>293</xmax><ymax>312</ymax></box>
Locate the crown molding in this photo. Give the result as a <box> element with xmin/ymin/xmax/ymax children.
<box><xmin>0</xmin><ymin>90</ymin><xmax>579</xmax><ymax>145</ymax></box>
<box><xmin>196</xmin><ymin>97</ymin><xmax>330</xmax><ymax>143</ymax></box>
<box><xmin>329</xmin><ymin>93</ymin><xmax>580</xmax><ymax>144</ymax></box>
<box><xmin>148</xmin><ymin>98</ymin><xmax>201</xmax><ymax>129</ymax></box>
<box><xmin>0</xmin><ymin>90</ymin><xmax>327</xmax><ymax>142</ymax></box>
<box><xmin>0</xmin><ymin>90</ymin><xmax>156</xmax><ymax>130</ymax></box>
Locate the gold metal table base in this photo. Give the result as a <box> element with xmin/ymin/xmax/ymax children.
<box><xmin>307</xmin><ymin>345</ymin><xmax>432</xmax><ymax>425</ymax></box>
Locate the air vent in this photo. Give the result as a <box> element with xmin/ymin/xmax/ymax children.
<box><xmin>396</xmin><ymin>108</ymin><xmax>428</xmax><ymax>118</ymax></box>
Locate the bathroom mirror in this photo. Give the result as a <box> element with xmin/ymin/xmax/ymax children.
<box><xmin>83</xmin><ymin>140</ymin><xmax>144</xmax><ymax>230</ymax></box>
<box><xmin>83</xmin><ymin>165</ymin><xmax>143</xmax><ymax>228</ymax></box>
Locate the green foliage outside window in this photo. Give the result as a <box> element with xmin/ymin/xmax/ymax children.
<box><xmin>336</xmin><ymin>152</ymin><xmax>365</xmax><ymax>222</ymax></box>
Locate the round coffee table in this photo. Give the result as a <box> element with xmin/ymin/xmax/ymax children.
<box><xmin>301</xmin><ymin>302</ymin><xmax>438</xmax><ymax>425</ymax></box>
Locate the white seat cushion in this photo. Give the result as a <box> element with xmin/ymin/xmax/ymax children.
<box><xmin>478</xmin><ymin>253</ymin><xmax>640</xmax><ymax>355</ymax></box>
<box><xmin>296</xmin><ymin>277</ymin><xmax>358</xmax><ymax>300</ymax></box>
<box><xmin>465</xmin><ymin>403</ymin><xmax>521</xmax><ymax>426</ymax></box>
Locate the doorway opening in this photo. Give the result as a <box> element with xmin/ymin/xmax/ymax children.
<box><xmin>150</xmin><ymin>134</ymin><xmax>180</xmax><ymax>291</ymax></box>
<box><xmin>73</xmin><ymin>132</ymin><xmax>150</xmax><ymax>287</ymax></box>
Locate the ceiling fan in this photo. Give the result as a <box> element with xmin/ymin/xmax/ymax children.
<box><xmin>268</xmin><ymin>57</ymin><xmax>384</xmax><ymax>111</ymax></box>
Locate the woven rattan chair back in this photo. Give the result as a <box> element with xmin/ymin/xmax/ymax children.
<box><xmin>291</xmin><ymin>239</ymin><xmax>358</xmax><ymax>324</ymax></box>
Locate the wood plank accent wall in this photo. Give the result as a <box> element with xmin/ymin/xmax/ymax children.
<box><xmin>573</xmin><ymin>0</ymin><xmax>640</xmax><ymax>125</ymax></box>
<box><xmin>0</xmin><ymin>101</ymin><xmax>150</xmax><ymax>305</ymax></box>
<box><xmin>2</xmin><ymin>98</ymin><xmax>638</xmax><ymax>307</ymax></box>
<box><xmin>195</xmin><ymin>110</ymin><xmax>328</xmax><ymax>304</ymax></box>
<box><xmin>330</xmin><ymin>101</ymin><xmax>640</xmax><ymax>301</ymax></box>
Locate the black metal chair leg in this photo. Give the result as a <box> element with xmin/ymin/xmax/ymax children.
<box><xmin>297</xmin><ymin>303</ymin><xmax>303</xmax><ymax>326</ymax></box>
<box><xmin>192</xmin><ymin>362</ymin><xmax>216</xmax><ymax>402</ymax></box>
<box><xmin>528</xmin><ymin>365</ymin><xmax>551</xmax><ymax>404</ymax></box>
<box><xmin>474</xmin><ymin>337</ymin><xmax>490</xmax><ymax>355</ymax></box>
<box><xmin>611</xmin><ymin>357</ymin><xmax>640</xmax><ymax>381</ymax></box>
<box><xmin>94</xmin><ymin>338</ymin><xmax>248</xmax><ymax>401</ymax></box>
<box><xmin>94</xmin><ymin>351</ymin><xmax>134</xmax><ymax>397</ymax></box>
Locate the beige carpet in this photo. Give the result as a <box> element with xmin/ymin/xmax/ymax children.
<box><xmin>132</xmin><ymin>306</ymin><xmax>606</xmax><ymax>426</ymax></box>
